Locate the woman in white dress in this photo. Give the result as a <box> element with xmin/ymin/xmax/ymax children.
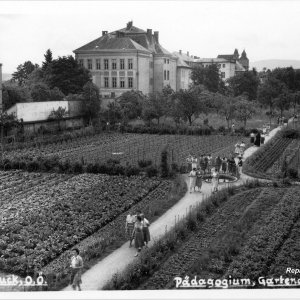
<box><xmin>188</xmin><ymin>168</ymin><xmax>197</xmax><ymax>193</ymax></box>
<box><xmin>211</xmin><ymin>168</ymin><xmax>219</xmax><ymax>193</ymax></box>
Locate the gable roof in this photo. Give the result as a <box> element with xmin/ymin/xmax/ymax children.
<box><xmin>217</xmin><ymin>54</ymin><xmax>236</xmax><ymax>60</ymax></box>
<box><xmin>74</xmin><ymin>34</ymin><xmax>150</xmax><ymax>53</ymax></box>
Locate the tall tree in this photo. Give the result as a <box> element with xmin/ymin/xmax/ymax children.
<box><xmin>257</xmin><ymin>77</ymin><xmax>287</xmax><ymax>125</ymax></box>
<box><xmin>12</xmin><ymin>61</ymin><xmax>38</xmax><ymax>86</ymax></box>
<box><xmin>118</xmin><ymin>90</ymin><xmax>144</xmax><ymax>123</ymax></box>
<box><xmin>44</xmin><ymin>56</ymin><xmax>91</xmax><ymax>95</ymax></box>
<box><xmin>234</xmin><ymin>97</ymin><xmax>257</xmax><ymax>129</ymax></box>
<box><xmin>274</xmin><ymin>92</ymin><xmax>291</xmax><ymax>118</ymax></box>
<box><xmin>172</xmin><ymin>88</ymin><xmax>204</xmax><ymax>126</ymax></box>
<box><xmin>82</xmin><ymin>82</ymin><xmax>101</xmax><ymax>125</ymax></box>
<box><xmin>42</xmin><ymin>49</ymin><xmax>53</xmax><ymax>71</ymax></box>
<box><xmin>218</xmin><ymin>96</ymin><xmax>237</xmax><ymax>129</ymax></box>
<box><xmin>227</xmin><ymin>70</ymin><xmax>260</xmax><ymax>100</ymax></box>
<box><xmin>142</xmin><ymin>92</ymin><xmax>167</xmax><ymax>125</ymax></box>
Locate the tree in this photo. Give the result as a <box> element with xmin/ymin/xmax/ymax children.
<box><xmin>82</xmin><ymin>82</ymin><xmax>101</xmax><ymax>125</ymax></box>
<box><xmin>48</xmin><ymin>106</ymin><xmax>68</xmax><ymax>131</ymax></box>
<box><xmin>257</xmin><ymin>76</ymin><xmax>287</xmax><ymax>125</ymax></box>
<box><xmin>291</xmin><ymin>91</ymin><xmax>300</xmax><ymax>115</ymax></box>
<box><xmin>118</xmin><ymin>90</ymin><xmax>144</xmax><ymax>123</ymax></box>
<box><xmin>234</xmin><ymin>97</ymin><xmax>257</xmax><ymax>129</ymax></box>
<box><xmin>44</xmin><ymin>56</ymin><xmax>91</xmax><ymax>95</ymax></box>
<box><xmin>172</xmin><ymin>88</ymin><xmax>205</xmax><ymax>126</ymax></box>
<box><xmin>42</xmin><ymin>49</ymin><xmax>53</xmax><ymax>71</ymax></box>
<box><xmin>191</xmin><ymin>64</ymin><xmax>225</xmax><ymax>93</ymax></box>
<box><xmin>274</xmin><ymin>92</ymin><xmax>291</xmax><ymax>118</ymax></box>
<box><xmin>218</xmin><ymin>96</ymin><xmax>237</xmax><ymax>129</ymax></box>
<box><xmin>142</xmin><ymin>92</ymin><xmax>167</xmax><ymax>125</ymax></box>
<box><xmin>2</xmin><ymin>84</ymin><xmax>32</xmax><ymax>110</ymax></box>
<box><xmin>227</xmin><ymin>70</ymin><xmax>260</xmax><ymax>100</ymax></box>
<box><xmin>30</xmin><ymin>83</ymin><xmax>51</xmax><ymax>102</ymax></box>
<box><xmin>12</xmin><ymin>61</ymin><xmax>38</xmax><ymax>86</ymax></box>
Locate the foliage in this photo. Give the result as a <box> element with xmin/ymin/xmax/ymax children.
<box><xmin>160</xmin><ymin>148</ymin><xmax>169</xmax><ymax>178</ymax></box>
<box><xmin>227</xmin><ymin>70</ymin><xmax>260</xmax><ymax>100</ymax></box>
<box><xmin>12</xmin><ymin>61</ymin><xmax>38</xmax><ymax>86</ymax></box>
<box><xmin>218</xmin><ymin>96</ymin><xmax>237</xmax><ymax>129</ymax></box>
<box><xmin>2</xmin><ymin>85</ymin><xmax>32</xmax><ymax>110</ymax></box>
<box><xmin>81</xmin><ymin>81</ymin><xmax>101</xmax><ymax>125</ymax></box>
<box><xmin>118</xmin><ymin>91</ymin><xmax>144</xmax><ymax>122</ymax></box>
<box><xmin>44</xmin><ymin>55</ymin><xmax>91</xmax><ymax>95</ymax></box>
<box><xmin>234</xmin><ymin>97</ymin><xmax>257</xmax><ymax>129</ymax></box>
<box><xmin>42</xmin><ymin>49</ymin><xmax>53</xmax><ymax>71</ymax></box>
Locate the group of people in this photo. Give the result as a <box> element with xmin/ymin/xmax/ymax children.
<box><xmin>250</xmin><ymin>130</ymin><xmax>266</xmax><ymax>147</ymax></box>
<box><xmin>125</xmin><ymin>210</ymin><xmax>151</xmax><ymax>257</ymax></box>
<box><xmin>188</xmin><ymin>166</ymin><xmax>220</xmax><ymax>194</ymax></box>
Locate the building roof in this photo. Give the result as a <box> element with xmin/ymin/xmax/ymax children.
<box><xmin>74</xmin><ymin>34</ymin><xmax>150</xmax><ymax>53</ymax></box>
<box><xmin>173</xmin><ymin>51</ymin><xmax>195</xmax><ymax>62</ymax></box>
<box><xmin>74</xmin><ymin>21</ymin><xmax>174</xmax><ymax>57</ymax></box>
<box><xmin>217</xmin><ymin>54</ymin><xmax>236</xmax><ymax>60</ymax></box>
<box><xmin>172</xmin><ymin>52</ymin><xmax>192</xmax><ymax>68</ymax></box>
<box><xmin>194</xmin><ymin>58</ymin><xmax>230</xmax><ymax>63</ymax></box>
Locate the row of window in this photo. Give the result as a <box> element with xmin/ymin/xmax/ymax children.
<box><xmin>164</xmin><ymin>58</ymin><xmax>170</xmax><ymax>64</ymax></box>
<box><xmin>103</xmin><ymin>77</ymin><xmax>133</xmax><ymax>88</ymax></box>
<box><xmin>79</xmin><ymin>58</ymin><xmax>133</xmax><ymax>70</ymax></box>
<box><xmin>164</xmin><ymin>70</ymin><xmax>170</xmax><ymax>81</ymax></box>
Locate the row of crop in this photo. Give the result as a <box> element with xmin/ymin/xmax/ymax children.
<box><xmin>243</xmin><ymin>129</ymin><xmax>298</xmax><ymax>179</ymax></box>
<box><xmin>0</xmin><ymin>173</ymin><xmax>161</xmax><ymax>276</ymax></box>
<box><xmin>226</xmin><ymin>186</ymin><xmax>300</xmax><ymax>281</ymax></box>
<box><xmin>103</xmin><ymin>179</ymin><xmax>264</xmax><ymax>290</ymax></box>
<box><xmin>40</xmin><ymin>176</ymin><xmax>187</xmax><ymax>291</ymax></box>
<box><xmin>268</xmin><ymin>216</ymin><xmax>300</xmax><ymax>277</ymax></box>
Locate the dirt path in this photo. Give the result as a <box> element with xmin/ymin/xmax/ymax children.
<box><xmin>63</xmin><ymin>126</ymin><xmax>282</xmax><ymax>291</ymax></box>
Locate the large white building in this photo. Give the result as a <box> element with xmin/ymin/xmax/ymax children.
<box><xmin>74</xmin><ymin>21</ymin><xmax>192</xmax><ymax>99</ymax></box>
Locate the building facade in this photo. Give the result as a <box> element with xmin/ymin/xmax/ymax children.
<box><xmin>73</xmin><ymin>22</ymin><xmax>191</xmax><ymax>98</ymax></box>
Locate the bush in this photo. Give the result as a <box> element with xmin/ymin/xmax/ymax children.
<box><xmin>280</xmin><ymin>128</ymin><xmax>300</xmax><ymax>139</ymax></box>
<box><xmin>138</xmin><ymin>160</ymin><xmax>153</xmax><ymax>168</ymax></box>
<box><xmin>160</xmin><ymin>148</ymin><xmax>169</xmax><ymax>178</ymax></box>
<box><xmin>145</xmin><ymin>166</ymin><xmax>158</xmax><ymax>177</ymax></box>
<box><xmin>287</xmin><ymin>168</ymin><xmax>298</xmax><ymax>179</ymax></box>
<box><xmin>72</xmin><ymin>162</ymin><xmax>83</xmax><ymax>173</ymax></box>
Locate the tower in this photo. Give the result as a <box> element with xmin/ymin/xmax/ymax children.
<box><xmin>233</xmin><ymin>49</ymin><xmax>239</xmax><ymax>60</ymax></box>
<box><xmin>239</xmin><ymin>50</ymin><xmax>249</xmax><ymax>71</ymax></box>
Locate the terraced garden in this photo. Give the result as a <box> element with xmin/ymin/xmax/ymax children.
<box><xmin>105</xmin><ymin>183</ymin><xmax>300</xmax><ymax>289</ymax></box>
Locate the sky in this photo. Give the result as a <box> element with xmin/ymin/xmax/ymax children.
<box><xmin>1</xmin><ymin>0</ymin><xmax>300</xmax><ymax>74</ymax></box>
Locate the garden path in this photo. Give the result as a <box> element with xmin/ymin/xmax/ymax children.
<box><xmin>63</xmin><ymin>125</ymin><xmax>282</xmax><ymax>291</ymax></box>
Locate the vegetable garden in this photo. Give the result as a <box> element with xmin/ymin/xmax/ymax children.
<box><xmin>105</xmin><ymin>183</ymin><xmax>300</xmax><ymax>290</ymax></box>
<box><xmin>2</xmin><ymin>133</ymin><xmax>243</xmax><ymax>169</ymax></box>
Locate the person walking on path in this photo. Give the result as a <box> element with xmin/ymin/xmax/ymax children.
<box><xmin>239</xmin><ymin>141</ymin><xmax>246</xmax><ymax>158</ymax></box>
<box><xmin>186</xmin><ymin>154</ymin><xmax>193</xmax><ymax>173</ymax></box>
<box><xmin>211</xmin><ymin>168</ymin><xmax>219</xmax><ymax>193</ymax></box>
<box><xmin>250</xmin><ymin>132</ymin><xmax>255</xmax><ymax>144</ymax></box>
<box><xmin>199</xmin><ymin>155</ymin><xmax>206</xmax><ymax>173</ymax></box>
<box><xmin>254</xmin><ymin>132</ymin><xmax>261</xmax><ymax>147</ymax></box>
<box><xmin>221</xmin><ymin>157</ymin><xmax>227</xmax><ymax>174</ymax></box>
<box><xmin>188</xmin><ymin>168</ymin><xmax>197</xmax><ymax>193</ymax></box>
<box><xmin>234</xmin><ymin>143</ymin><xmax>240</xmax><ymax>157</ymax></box>
<box><xmin>238</xmin><ymin>157</ymin><xmax>243</xmax><ymax>175</ymax></box>
<box><xmin>125</xmin><ymin>212</ymin><xmax>136</xmax><ymax>248</ymax></box>
<box><xmin>195</xmin><ymin>168</ymin><xmax>203</xmax><ymax>193</ymax></box>
<box><xmin>215</xmin><ymin>156</ymin><xmax>222</xmax><ymax>172</ymax></box>
<box><xmin>140</xmin><ymin>214</ymin><xmax>150</xmax><ymax>248</ymax></box>
<box><xmin>261</xmin><ymin>133</ymin><xmax>265</xmax><ymax>145</ymax></box>
<box><xmin>204</xmin><ymin>155</ymin><xmax>208</xmax><ymax>174</ymax></box>
<box><xmin>191</xmin><ymin>155</ymin><xmax>198</xmax><ymax>170</ymax></box>
<box><xmin>231</xmin><ymin>123</ymin><xmax>235</xmax><ymax>134</ymax></box>
<box><xmin>70</xmin><ymin>248</ymin><xmax>83</xmax><ymax>291</ymax></box>
<box><xmin>207</xmin><ymin>154</ymin><xmax>213</xmax><ymax>174</ymax></box>
<box><xmin>132</xmin><ymin>216</ymin><xmax>144</xmax><ymax>257</ymax></box>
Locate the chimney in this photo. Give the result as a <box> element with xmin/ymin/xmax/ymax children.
<box><xmin>126</xmin><ymin>21</ymin><xmax>133</xmax><ymax>30</ymax></box>
<box><xmin>187</xmin><ymin>51</ymin><xmax>189</xmax><ymax>57</ymax></box>
<box><xmin>179</xmin><ymin>50</ymin><xmax>182</xmax><ymax>55</ymax></box>
<box><xmin>102</xmin><ymin>31</ymin><xmax>108</xmax><ymax>36</ymax></box>
<box><xmin>147</xmin><ymin>29</ymin><xmax>152</xmax><ymax>40</ymax></box>
<box><xmin>154</xmin><ymin>31</ymin><xmax>159</xmax><ymax>43</ymax></box>
<box><xmin>0</xmin><ymin>63</ymin><xmax>2</xmax><ymax>114</ymax></box>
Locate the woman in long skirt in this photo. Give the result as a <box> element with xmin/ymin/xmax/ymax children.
<box><xmin>186</xmin><ymin>154</ymin><xmax>193</xmax><ymax>173</ymax></box>
<box><xmin>215</xmin><ymin>156</ymin><xmax>222</xmax><ymax>172</ymax></box>
<box><xmin>250</xmin><ymin>132</ymin><xmax>255</xmax><ymax>144</ymax></box>
<box><xmin>132</xmin><ymin>216</ymin><xmax>144</xmax><ymax>257</ymax></box>
<box><xmin>254</xmin><ymin>132</ymin><xmax>261</xmax><ymax>147</ymax></box>
<box><xmin>239</xmin><ymin>141</ymin><xmax>246</xmax><ymax>158</ymax></box>
<box><xmin>140</xmin><ymin>214</ymin><xmax>150</xmax><ymax>247</ymax></box>
<box><xmin>195</xmin><ymin>168</ymin><xmax>203</xmax><ymax>192</ymax></box>
<box><xmin>234</xmin><ymin>143</ymin><xmax>240</xmax><ymax>156</ymax></box>
<box><xmin>188</xmin><ymin>168</ymin><xmax>197</xmax><ymax>193</ymax></box>
<box><xmin>125</xmin><ymin>212</ymin><xmax>136</xmax><ymax>248</ymax></box>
